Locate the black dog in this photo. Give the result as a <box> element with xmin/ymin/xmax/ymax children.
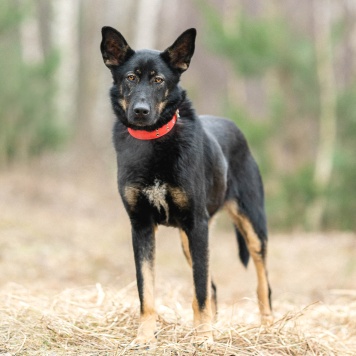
<box><xmin>100</xmin><ymin>27</ymin><xmax>272</xmax><ymax>345</ymax></box>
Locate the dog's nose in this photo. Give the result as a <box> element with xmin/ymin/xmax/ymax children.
<box><xmin>133</xmin><ymin>103</ymin><xmax>150</xmax><ymax>116</ymax></box>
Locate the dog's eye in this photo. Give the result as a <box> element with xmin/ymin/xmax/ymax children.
<box><xmin>127</xmin><ymin>74</ymin><xmax>136</xmax><ymax>82</ymax></box>
<box><xmin>154</xmin><ymin>76</ymin><xmax>164</xmax><ymax>84</ymax></box>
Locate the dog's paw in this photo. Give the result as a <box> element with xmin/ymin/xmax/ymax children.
<box><xmin>191</xmin><ymin>332</ymin><xmax>214</xmax><ymax>349</ymax></box>
<box><xmin>261</xmin><ymin>314</ymin><xmax>274</xmax><ymax>326</ymax></box>
<box><xmin>130</xmin><ymin>335</ymin><xmax>157</xmax><ymax>350</ymax></box>
<box><xmin>131</xmin><ymin>315</ymin><xmax>157</xmax><ymax>349</ymax></box>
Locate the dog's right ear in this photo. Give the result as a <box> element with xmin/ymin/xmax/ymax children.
<box><xmin>100</xmin><ymin>27</ymin><xmax>134</xmax><ymax>68</ymax></box>
<box><xmin>161</xmin><ymin>28</ymin><xmax>196</xmax><ymax>73</ymax></box>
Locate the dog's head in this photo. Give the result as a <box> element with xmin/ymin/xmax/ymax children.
<box><xmin>100</xmin><ymin>27</ymin><xmax>196</xmax><ymax>129</ymax></box>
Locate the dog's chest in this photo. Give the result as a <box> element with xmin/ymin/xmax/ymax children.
<box><xmin>143</xmin><ymin>179</ymin><xmax>170</xmax><ymax>221</ymax></box>
<box><xmin>124</xmin><ymin>179</ymin><xmax>189</xmax><ymax>224</ymax></box>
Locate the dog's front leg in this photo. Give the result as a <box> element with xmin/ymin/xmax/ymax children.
<box><xmin>131</xmin><ymin>220</ymin><xmax>156</xmax><ymax>346</ymax></box>
<box><xmin>186</xmin><ymin>219</ymin><xmax>213</xmax><ymax>344</ymax></box>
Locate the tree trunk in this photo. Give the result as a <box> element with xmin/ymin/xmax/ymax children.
<box><xmin>133</xmin><ymin>0</ymin><xmax>163</xmax><ymax>49</ymax></box>
<box><xmin>74</xmin><ymin>0</ymin><xmax>103</xmax><ymax>156</ymax></box>
<box><xmin>306</xmin><ymin>0</ymin><xmax>337</xmax><ymax>230</ymax></box>
<box><xmin>345</xmin><ymin>0</ymin><xmax>356</xmax><ymax>80</ymax></box>
<box><xmin>19</xmin><ymin>2</ymin><xmax>43</xmax><ymax>64</ymax></box>
<box><xmin>51</xmin><ymin>0</ymin><xmax>80</xmax><ymax>128</ymax></box>
<box><xmin>223</xmin><ymin>0</ymin><xmax>247</xmax><ymax>107</ymax></box>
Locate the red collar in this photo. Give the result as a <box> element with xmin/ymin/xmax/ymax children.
<box><xmin>127</xmin><ymin>111</ymin><xmax>179</xmax><ymax>140</ymax></box>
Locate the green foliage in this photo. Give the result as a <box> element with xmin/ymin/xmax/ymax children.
<box><xmin>324</xmin><ymin>87</ymin><xmax>356</xmax><ymax>230</ymax></box>
<box><xmin>199</xmin><ymin>2</ymin><xmax>356</xmax><ymax>231</ymax></box>
<box><xmin>0</xmin><ymin>2</ymin><xmax>66</xmax><ymax>165</ymax></box>
<box><xmin>271</xmin><ymin>166</ymin><xmax>317</xmax><ymax>229</ymax></box>
<box><xmin>202</xmin><ymin>13</ymin><xmax>278</xmax><ymax>76</ymax></box>
<box><xmin>224</xmin><ymin>102</ymin><xmax>276</xmax><ymax>176</ymax></box>
<box><xmin>0</xmin><ymin>1</ymin><xmax>25</xmax><ymax>32</ymax></box>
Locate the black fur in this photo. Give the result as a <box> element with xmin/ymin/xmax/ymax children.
<box><xmin>100</xmin><ymin>27</ymin><xmax>271</xmax><ymax>339</ymax></box>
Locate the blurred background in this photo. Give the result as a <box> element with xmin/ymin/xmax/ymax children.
<box><xmin>1</xmin><ymin>0</ymin><xmax>356</xmax><ymax>232</ymax></box>
<box><xmin>0</xmin><ymin>0</ymin><xmax>356</xmax><ymax>324</ymax></box>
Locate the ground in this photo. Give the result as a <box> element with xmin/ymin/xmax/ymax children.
<box><xmin>0</xmin><ymin>153</ymin><xmax>355</xmax><ymax>355</ymax></box>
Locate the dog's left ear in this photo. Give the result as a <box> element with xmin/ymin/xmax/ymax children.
<box><xmin>161</xmin><ymin>28</ymin><xmax>196</xmax><ymax>73</ymax></box>
<box><xmin>101</xmin><ymin>26</ymin><xmax>134</xmax><ymax>68</ymax></box>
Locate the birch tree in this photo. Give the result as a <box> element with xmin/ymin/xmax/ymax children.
<box><xmin>19</xmin><ymin>2</ymin><xmax>43</xmax><ymax>65</ymax></box>
<box><xmin>51</xmin><ymin>0</ymin><xmax>80</xmax><ymax>128</ymax></box>
<box><xmin>133</xmin><ymin>0</ymin><xmax>163</xmax><ymax>49</ymax></box>
<box><xmin>306</xmin><ymin>0</ymin><xmax>337</xmax><ymax>230</ymax></box>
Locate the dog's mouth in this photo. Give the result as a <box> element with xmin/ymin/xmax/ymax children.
<box><xmin>127</xmin><ymin>114</ymin><xmax>156</xmax><ymax>128</ymax></box>
<box><xmin>128</xmin><ymin>118</ymin><xmax>146</xmax><ymax>127</ymax></box>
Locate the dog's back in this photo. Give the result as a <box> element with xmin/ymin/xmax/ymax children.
<box><xmin>201</xmin><ymin>116</ymin><xmax>267</xmax><ymax>233</ymax></box>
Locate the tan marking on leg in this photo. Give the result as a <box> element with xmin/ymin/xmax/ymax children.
<box><xmin>208</xmin><ymin>216</ymin><xmax>216</xmax><ymax>229</ymax></box>
<box><xmin>210</xmin><ymin>283</ymin><xmax>217</xmax><ymax>320</ymax></box>
<box><xmin>208</xmin><ymin>219</ymin><xmax>218</xmax><ymax>319</ymax></box>
<box><xmin>135</xmin><ymin>261</ymin><xmax>156</xmax><ymax>344</ymax></box>
<box><xmin>225</xmin><ymin>200</ymin><xmax>273</xmax><ymax>324</ymax></box>
<box><xmin>169</xmin><ymin>187</ymin><xmax>189</xmax><ymax>209</ymax></box>
<box><xmin>192</xmin><ymin>274</ymin><xmax>213</xmax><ymax>344</ymax></box>
<box><xmin>124</xmin><ymin>186</ymin><xmax>140</xmax><ymax>210</ymax></box>
<box><xmin>179</xmin><ymin>229</ymin><xmax>192</xmax><ymax>266</ymax></box>
<box><xmin>180</xmin><ymin>229</ymin><xmax>217</xmax><ymax>322</ymax></box>
<box><xmin>180</xmin><ymin>229</ymin><xmax>213</xmax><ymax>343</ymax></box>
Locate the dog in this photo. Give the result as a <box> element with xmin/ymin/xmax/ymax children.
<box><xmin>100</xmin><ymin>27</ymin><xmax>273</xmax><ymax>345</ymax></box>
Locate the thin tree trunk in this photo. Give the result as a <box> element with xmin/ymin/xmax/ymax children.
<box><xmin>133</xmin><ymin>0</ymin><xmax>163</xmax><ymax>49</ymax></box>
<box><xmin>223</xmin><ymin>0</ymin><xmax>246</xmax><ymax>106</ymax></box>
<box><xmin>75</xmin><ymin>0</ymin><xmax>103</xmax><ymax>156</ymax></box>
<box><xmin>51</xmin><ymin>0</ymin><xmax>80</xmax><ymax>128</ymax></box>
<box><xmin>18</xmin><ymin>1</ymin><xmax>43</xmax><ymax>161</ymax></box>
<box><xmin>19</xmin><ymin>2</ymin><xmax>43</xmax><ymax>64</ymax></box>
<box><xmin>306</xmin><ymin>0</ymin><xmax>337</xmax><ymax>230</ymax></box>
<box><xmin>345</xmin><ymin>0</ymin><xmax>356</xmax><ymax>79</ymax></box>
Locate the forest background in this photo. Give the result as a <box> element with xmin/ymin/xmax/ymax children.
<box><xmin>2</xmin><ymin>0</ymin><xmax>355</xmax><ymax>232</ymax></box>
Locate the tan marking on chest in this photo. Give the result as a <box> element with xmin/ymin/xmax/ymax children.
<box><xmin>169</xmin><ymin>187</ymin><xmax>189</xmax><ymax>209</ymax></box>
<box><xmin>125</xmin><ymin>182</ymin><xmax>188</xmax><ymax>220</ymax></box>
<box><xmin>124</xmin><ymin>185</ymin><xmax>140</xmax><ymax>210</ymax></box>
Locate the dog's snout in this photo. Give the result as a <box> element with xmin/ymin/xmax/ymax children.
<box><xmin>133</xmin><ymin>103</ymin><xmax>150</xmax><ymax>117</ymax></box>
<box><xmin>129</xmin><ymin>100</ymin><xmax>152</xmax><ymax>126</ymax></box>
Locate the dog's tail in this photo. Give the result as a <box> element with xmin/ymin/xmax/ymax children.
<box><xmin>234</xmin><ymin>226</ymin><xmax>250</xmax><ymax>267</ymax></box>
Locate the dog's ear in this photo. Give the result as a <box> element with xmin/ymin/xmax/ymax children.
<box><xmin>161</xmin><ymin>28</ymin><xmax>196</xmax><ymax>73</ymax></box>
<box><xmin>101</xmin><ymin>27</ymin><xmax>134</xmax><ymax>68</ymax></box>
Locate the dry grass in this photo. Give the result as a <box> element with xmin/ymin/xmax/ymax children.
<box><xmin>1</xmin><ymin>283</ymin><xmax>355</xmax><ymax>355</ymax></box>
<box><xmin>0</xmin><ymin>155</ymin><xmax>355</xmax><ymax>355</ymax></box>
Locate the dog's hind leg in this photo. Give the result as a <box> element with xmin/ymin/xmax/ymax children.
<box><xmin>131</xmin><ymin>220</ymin><xmax>157</xmax><ymax>346</ymax></box>
<box><xmin>225</xmin><ymin>201</ymin><xmax>273</xmax><ymax>325</ymax></box>
<box><xmin>180</xmin><ymin>229</ymin><xmax>218</xmax><ymax>318</ymax></box>
<box><xmin>179</xmin><ymin>226</ymin><xmax>214</xmax><ymax>344</ymax></box>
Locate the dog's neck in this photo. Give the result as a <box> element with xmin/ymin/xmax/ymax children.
<box><xmin>127</xmin><ymin>110</ymin><xmax>179</xmax><ymax>140</ymax></box>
